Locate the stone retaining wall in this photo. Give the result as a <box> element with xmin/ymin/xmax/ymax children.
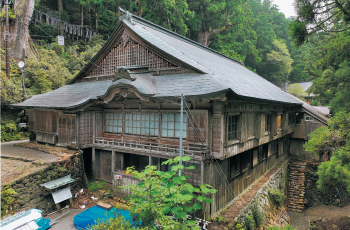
<box><xmin>232</xmin><ymin>161</ymin><xmax>290</xmax><ymax>228</ymax></box>
<box><xmin>1</xmin><ymin>152</ymin><xmax>86</xmax><ymax>216</ymax></box>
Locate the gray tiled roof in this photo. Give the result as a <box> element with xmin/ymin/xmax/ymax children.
<box><xmin>13</xmin><ymin>11</ymin><xmax>301</xmax><ymax>109</ymax></box>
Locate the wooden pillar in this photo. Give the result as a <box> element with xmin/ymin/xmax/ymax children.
<box><xmin>112</xmin><ymin>149</ymin><xmax>115</xmax><ymax>173</ymax></box>
<box><xmin>56</xmin><ymin>203</ymin><xmax>62</xmax><ymax>213</ymax></box>
<box><xmin>92</xmin><ymin>147</ymin><xmax>96</xmax><ymax>181</ymax></box>
<box><xmin>201</xmin><ymin>161</ymin><xmax>204</xmax><ymax>184</ymax></box>
<box><xmin>149</xmin><ymin>155</ymin><xmax>151</xmax><ymax>166</ymax></box>
<box><xmin>121</xmin><ymin>152</ymin><xmax>124</xmax><ymax>171</ymax></box>
<box><xmin>76</xmin><ymin>113</ymin><xmax>80</xmax><ymax>147</ymax></box>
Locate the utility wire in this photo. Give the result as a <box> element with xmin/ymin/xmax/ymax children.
<box><xmin>157</xmin><ymin>96</ymin><xmax>236</xmax><ymax>201</ymax></box>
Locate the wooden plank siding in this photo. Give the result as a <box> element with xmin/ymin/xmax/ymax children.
<box><xmin>240</xmin><ymin>113</ymin><xmax>255</xmax><ymax>143</ymax></box>
<box><xmin>79</xmin><ymin>112</ymin><xmax>94</xmax><ymax>146</ymax></box>
<box><xmin>57</xmin><ymin>114</ymin><xmax>76</xmax><ymax>146</ymax></box>
<box><xmin>202</xmin><ymin>152</ymin><xmax>288</xmax><ymax>218</ymax></box>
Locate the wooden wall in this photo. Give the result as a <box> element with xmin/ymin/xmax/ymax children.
<box><xmin>201</xmin><ymin>152</ymin><xmax>288</xmax><ymax>218</ymax></box>
<box><xmin>79</xmin><ymin>111</ymin><xmax>103</xmax><ymax>146</ymax></box>
<box><xmin>29</xmin><ymin>109</ymin><xmax>77</xmax><ymax>146</ymax></box>
<box><xmin>57</xmin><ymin>113</ymin><xmax>76</xmax><ymax>146</ymax></box>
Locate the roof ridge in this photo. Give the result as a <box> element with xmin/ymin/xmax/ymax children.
<box><xmin>119</xmin><ymin>8</ymin><xmax>243</xmax><ymax>66</ymax></box>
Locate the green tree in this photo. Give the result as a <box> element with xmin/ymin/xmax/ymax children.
<box><xmin>289</xmin><ymin>0</ymin><xmax>350</xmax><ymax>46</ymax></box>
<box><xmin>317</xmin><ymin>141</ymin><xmax>350</xmax><ymax>194</ymax></box>
<box><xmin>187</xmin><ymin>0</ymin><xmax>244</xmax><ymax>46</ymax></box>
<box><xmin>287</xmin><ymin>83</ymin><xmax>306</xmax><ymax>99</ymax></box>
<box><xmin>123</xmin><ymin>156</ymin><xmax>216</xmax><ymax>229</ymax></box>
<box><xmin>265</xmin><ymin>40</ymin><xmax>293</xmax><ymax>85</ymax></box>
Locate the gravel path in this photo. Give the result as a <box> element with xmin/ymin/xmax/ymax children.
<box><xmin>1</xmin><ymin>140</ymin><xmax>57</xmax><ymax>162</ymax></box>
<box><xmin>288</xmin><ymin>204</ymin><xmax>350</xmax><ymax>230</ymax></box>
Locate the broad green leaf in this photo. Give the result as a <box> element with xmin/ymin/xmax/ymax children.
<box><xmin>192</xmin><ymin>203</ymin><xmax>202</xmax><ymax>211</ymax></box>
<box><xmin>185</xmin><ymin>165</ymin><xmax>195</xmax><ymax>170</ymax></box>
<box><xmin>197</xmin><ymin>195</ymin><xmax>206</xmax><ymax>202</ymax></box>
<box><xmin>204</xmin><ymin>198</ymin><xmax>213</xmax><ymax>203</ymax></box>
<box><xmin>182</xmin><ymin>156</ymin><xmax>191</xmax><ymax>161</ymax></box>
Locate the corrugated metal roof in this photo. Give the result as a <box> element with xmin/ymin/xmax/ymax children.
<box><xmin>40</xmin><ymin>175</ymin><xmax>75</xmax><ymax>190</ymax></box>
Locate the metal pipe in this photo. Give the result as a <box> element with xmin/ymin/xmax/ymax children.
<box><xmin>179</xmin><ymin>94</ymin><xmax>183</xmax><ymax>176</ymax></box>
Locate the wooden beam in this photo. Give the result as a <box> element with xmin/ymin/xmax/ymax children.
<box><xmin>92</xmin><ymin>147</ymin><xmax>96</xmax><ymax>181</ymax></box>
<box><xmin>112</xmin><ymin>149</ymin><xmax>115</xmax><ymax>173</ymax></box>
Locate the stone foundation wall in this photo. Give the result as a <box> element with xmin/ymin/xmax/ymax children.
<box><xmin>2</xmin><ymin>152</ymin><xmax>86</xmax><ymax>215</ymax></box>
<box><xmin>232</xmin><ymin>161</ymin><xmax>290</xmax><ymax>228</ymax></box>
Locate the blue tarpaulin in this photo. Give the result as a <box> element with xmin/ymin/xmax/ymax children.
<box><xmin>73</xmin><ymin>206</ymin><xmax>134</xmax><ymax>229</ymax></box>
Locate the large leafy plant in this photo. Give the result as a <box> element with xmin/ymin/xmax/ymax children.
<box><xmin>123</xmin><ymin>156</ymin><xmax>217</xmax><ymax>229</ymax></box>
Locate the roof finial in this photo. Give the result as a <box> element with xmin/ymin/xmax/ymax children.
<box><xmin>119</xmin><ymin>7</ymin><xmax>135</xmax><ymax>25</ymax></box>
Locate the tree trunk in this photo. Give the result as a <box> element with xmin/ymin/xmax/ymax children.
<box><xmin>58</xmin><ymin>0</ymin><xmax>64</xmax><ymax>36</ymax></box>
<box><xmin>81</xmin><ymin>5</ymin><xmax>84</xmax><ymax>26</ymax></box>
<box><xmin>11</xmin><ymin>0</ymin><xmax>35</xmax><ymax>60</ymax></box>
<box><xmin>95</xmin><ymin>12</ymin><xmax>98</xmax><ymax>31</ymax></box>
<box><xmin>197</xmin><ymin>29</ymin><xmax>211</xmax><ymax>47</ymax></box>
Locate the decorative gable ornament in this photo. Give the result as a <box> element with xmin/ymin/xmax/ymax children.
<box><xmin>113</xmin><ymin>66</ymin><xmax>136</xmax><ymax>82</ymax></box>
<box><xmin>119</xmin><ymin>8</ymin><xmax>135</xmax><ymax>25</ymax></box>
<box><xmin>87</xmin><ymin>30</ymin><xmax>178</xmax><ymax>77</ymax></box>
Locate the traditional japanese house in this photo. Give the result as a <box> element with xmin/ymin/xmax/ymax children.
<box><xmin>13</xmin><ymin>10</ymin><xmax>306</xmax><ymax>217</ymax></box>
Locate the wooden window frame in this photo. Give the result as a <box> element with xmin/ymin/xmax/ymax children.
<box><xmin>160</xmin><ymin>113</ymin><xmax>187</xmax><ymax>139</ymax></box>
<box><xmin>305</xmin><ymin>116</ymin><xmax>314</xmax><ymax>122</ymax></box>
<box><xmin>125</xmin><ymin>113</ymin><xmax>159</xmax><ymax>136</ymax></box>
<box><xmin>104</xmin><ymin>112</ymin><xmax>123</xmax><ymax>133</ymax></box>
<box><xmin>226</xmin><ymin>114</ymin><xmax>240</xmax><ymax>142</ymax></box>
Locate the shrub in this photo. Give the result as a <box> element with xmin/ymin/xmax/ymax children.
<box><xmin>234</xmin><ymin>221</ymin><xmax>246</xmax><ymax>230</ymax></box>
<box><xmin>123</xmin><ymin>156</ymin><xmax>217</xmax><ymax>229</ymax></box>
<box><xmin>316</xmin><ymin>142</ymin><xmax>350</xmax><ymax>195</ymax></box>
<box><xmin>1</xmin><ymin>185</ymin><xmax>17</xmax><ymax>217</ymax></box>
<box><xmin>244</xmin><ymin>214</ymin><xmax>255</xmax><ymax>230</ymax></box>
<box><xmin>268</xmin><ymin>189</ymin><xmax>286</xmax><ymax>207</ymax></box>
<box><xmin>251</xmin><ymin>203</ymin><xmax>265</xmax><ymax>227</ymax></box>
<box><xmin>87</xmin><ymin>215</ymin><xmax>142</xmax><ymax>230</ymax></box>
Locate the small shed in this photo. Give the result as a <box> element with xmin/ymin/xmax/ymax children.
<box><xmin>40</xmin><ymin>175</ymin><xmax>75</xmax><ymax>212</ymax></box>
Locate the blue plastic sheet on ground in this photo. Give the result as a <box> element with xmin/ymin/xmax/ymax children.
<box><xmin>73</xmin><ymin>206</ymin><xmax>135</xmax><ymax>229</ymax></box>
<box><xmin>35</xmin><ymin>217</ymin><xmax>51</xmax><ymax>230</ymax></box>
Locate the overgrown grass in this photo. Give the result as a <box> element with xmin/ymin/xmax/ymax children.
<box><xmin>268</xmin><ymin>189</ymin><xmax>286</xmax><ymax>207</ymax></box>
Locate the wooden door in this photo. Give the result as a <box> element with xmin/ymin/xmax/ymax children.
<box><xmin>99</xmin><ymin>151</ymin><xmax>112</xmax><ymax>183</ymax></box>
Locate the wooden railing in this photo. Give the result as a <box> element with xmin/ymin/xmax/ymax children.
<box><xmin>93</xmin><ymin>137</ymin><xmax>207</xmax><ymax>156</ymax></box>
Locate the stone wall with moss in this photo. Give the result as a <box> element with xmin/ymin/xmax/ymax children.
<box><xmin>1</xmin><ymin>152</ymin><xmax>86</xmax><ymax>217</ymax></box>
<box><xmin>231</xmin><ymin>161</ymin><xmax>290</xmax><ymax>229</ymax></box>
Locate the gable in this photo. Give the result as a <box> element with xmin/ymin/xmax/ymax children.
<box><xmin>86</xmin><ymin>30</ymin><xmax>179</xmax><ymax>78</ymax></box>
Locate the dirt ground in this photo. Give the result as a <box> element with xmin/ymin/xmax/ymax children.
<box><xmin>1</xmin><ymin>158</ymin><xmax>47</xmax><ymax>185</ymax></box>
<box><xmin>288</xmin><ymin>204</ymin><xmax>350</xmax><ymax>230</ymax></box>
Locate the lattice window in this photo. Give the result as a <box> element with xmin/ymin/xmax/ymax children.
<box><xmin>161</xmin><ymin>113</ymin><xmax>187</xmax><ymax>138</ymax></box>
<box><xmin>88</xmin><ymin>32</ymin><xmax>178</xmax><ymax>77</ymax></box>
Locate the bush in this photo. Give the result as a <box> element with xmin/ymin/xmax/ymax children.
<box><xmin>251</xmin><ymin>203</ymin><xmax>265</xmax><ymax>228</ymax></box>
<box><xmin>268</xmin><ymin>189</ymin><xmax>286</xmax><ymax>207</ymax></box>
<box><xmin>1</xmin><ymin>185</ymin><xmax>17</xmax><ymax>217</ymax></box>
<box><xmin>244</xmin><ymin>214</ymin><xmax>255</xmax><ymax>230</ymax></box>
<box><xmin>1</xmin><ymin>124</ymin><xmax>22</xmax><ymax>142</ymax></box>
<box><xmin>87</xmin><ymin>215</ymin><xmax>142</xmax><ymax>230</ymax></box>
<box><xmin>316</xmin><ymin>142</ymin><xmax>350</xmax><ymax>195</ymax></box>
